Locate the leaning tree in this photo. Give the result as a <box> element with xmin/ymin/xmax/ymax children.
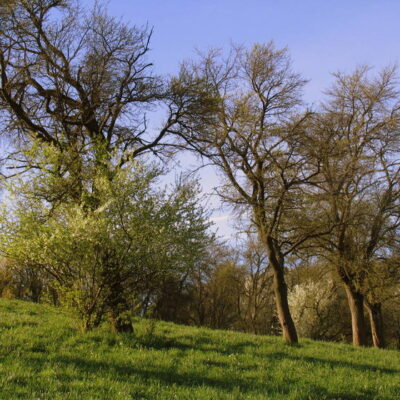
<box><xmin>170</xmin><ymin>43</ymin><xmax>325</xmax><ymax>343</ymax></box>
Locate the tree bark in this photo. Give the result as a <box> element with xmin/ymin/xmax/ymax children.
<box><xmin>102</xmin><ymin>257</ymin><xmax>134</xmax><ymax>334</ymax></box>
<box><xmin>106</xmin><ymin>279</ymin><xmax>134</xmax><ymax>333</ymax></box>
<box><xmin>343</xmin><ymin>283</ymin><xmax>368</xmax><ymax>346</ymax></box>
<box><xmin>264</xmin><ymin>236</ymin><xmax>298</xmax><ymax>343</ymax></box>
<box><xmin>365</xmin><ymin>301</ymin><xmax>385</xmax><ymax>349</ymax></box>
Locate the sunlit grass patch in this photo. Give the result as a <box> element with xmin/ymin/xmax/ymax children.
<box><xmin>0</xmin><ymin>299</ymin><xmax>398</xmax><ymax>399</ymax></box>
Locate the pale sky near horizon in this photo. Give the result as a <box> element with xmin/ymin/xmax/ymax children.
<box><xmin>95</xmin><ymin>1</ymin><xmax>400</xmax><ymax>240</ymax></box>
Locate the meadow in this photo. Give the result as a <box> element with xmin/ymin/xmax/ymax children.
<box><xmin>0</xmin><ymin>299</ymin><xmax>398</xmax><ymax>400</ymax></box>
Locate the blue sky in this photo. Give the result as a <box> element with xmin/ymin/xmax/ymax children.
<box><xmin>100</xmin><ymin>0</ymin><xmax>400</xmax><ymax>239</ymax></box>
<box><xmin>105</xmin><ymin>0</ymin><xmax>400</xmax><ymax>102</ymax></box>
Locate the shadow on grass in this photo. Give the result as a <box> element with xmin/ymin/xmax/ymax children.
<box><xmin>0</xmin><ymin>322</ymin><xmax>14</xmax><ymax>330</ymax></box>
<box><xmin>136</xmin><ymin>333</ymin><xmax>399</xmax><ymax>375</ymax></box>
<box><xmin>23</xmin><ymin>354</ymin><xmax>290</xmax><ymax>396</ymax></box>
<box><xmin>18</xmin><ymin>352</ymin><xmax>397</xmax><ymax>400</ymax></box>
<box><xmin>298</xmin><ymin>385</ymin><xmax>378</xmax><ymax>400</ymax></box>
<box><xmin>3</xmin><ymin>324</ymin><xmax>398</xmax><ymax>400</ymax></box>
<box><xmin>139</xmin><ymin>333</ymin><xmax>259</xmax><ymax>357</ymax></box>
<box><xmin>265</xmin><ymin>351</ymin><xmax>399</xmax><ymax>375</ymax></box>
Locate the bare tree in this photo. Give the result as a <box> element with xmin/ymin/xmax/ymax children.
<box><xmin>0</xmin><ymin>0</ymin><xmax>202</xmax><ymax>178</ymax></box>
<box><xmin>304</xmin><ymin>66</ymin><xmax>400</xmax><ymax>346</ymax></box>
<box><xmin>171</xmin><ymin>43</ymin><xmax>324</xmax><ymax>343</ymax></box>
<box><xmin>0</xmin><ymin>0</ymin><xmax>203</xmax><ymax>332</ymax></box>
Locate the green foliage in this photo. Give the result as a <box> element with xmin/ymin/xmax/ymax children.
<box><xmin>0</xmin><ymin>157</ymin><xmax>212</xmax><ymax>329</ymax></box>
<box><xmin>0</xmin><ymin>299</ymin><xmax>399</xmax><ymax>400</ymax></box>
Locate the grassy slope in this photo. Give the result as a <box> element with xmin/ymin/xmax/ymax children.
<box><xmin>0</xmin><ymin>299</ymin><xmax>399</xmax><ymax>400</ymax></box>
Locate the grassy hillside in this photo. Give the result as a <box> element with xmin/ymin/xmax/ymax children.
<box><xmin>0</xmin><ymin>299</ymin><xmax>398</xmax><ymax>400</ymax></box>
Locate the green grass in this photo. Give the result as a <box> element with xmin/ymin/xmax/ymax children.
<box><xmin>0</xmin><ymin>299</ymin><xmax>399</xmax><ymax>400</ymax></box>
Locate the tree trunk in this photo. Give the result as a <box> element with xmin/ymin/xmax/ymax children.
<box><xmin>102</xmin><ymin>258</ymin><xmax>134</xmax><ymax>334</ymax></box>
<box><xmin>264</xmin><ymin>236</ymin><xmax>298</xmax><ymax>343</ymax></box>
<box><xmin>343</xmin><ymin>283</ymin><xmax>367</xmax><ymax>346</ymax></box>
<box><xmin>365</xmin><ymin>301</ymin><xmax>385</xmax><ymax>349</ymax></box>
<box><xmin>107</xmin><ymin>279</ymin><xmax>134</xmax><ymax>333</ymax></box>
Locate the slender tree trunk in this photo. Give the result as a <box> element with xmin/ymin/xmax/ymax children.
<box><xmin>263</xmin><ymin>235</ymin><xmax>298</xmax><ymax>343</ymax></box>
<box><xmin>365</xmin><ymin>301</ymin><xmax>385</xmax><ymax>349</ymax></box>
<box><xmin>343</xmin><ymin>283</ymin><xmax>367</xmax><ymax>346</ymax></box>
